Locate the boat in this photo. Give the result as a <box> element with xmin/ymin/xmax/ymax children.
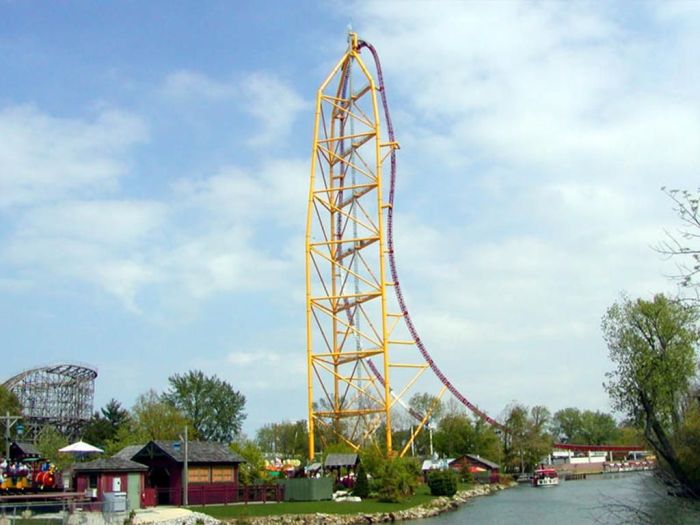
<box><xmin>532</xmin><ymin>467</ymin><xmax>559</xmax><ymax>487</ymax></box>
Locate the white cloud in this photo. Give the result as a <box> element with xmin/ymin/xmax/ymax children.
<box><xmin>162</xmin><ymin>70</ymin><xmax>238</xmax><ymax>99</ymax></box>
<box><xmin>160</xmin><ymin>228</ymin><xmax>289</xmax><ymax>299</ymax></box>
<box><xmin>16</xmin><ymin>200</ymin><xmax>168</xmax><ymax>246</ymax></box>
<box><xmin>160</xmin><ymin>70</ymin><xmax>307</xmax><ymax>147</ymax></box>
<box><xmin>0</xmin><ymin>97</ymin><xmax>307</xmax><ymax>311</ymax></box>
<box><xmin>355</xmin><ymin>2</ymin><xmax>700</xmax><ymax>188</ymax></box>
<box><xmin>173</xmin><ymin>158</ymin><xmax>308</xmax><ymax>228</ymax></box>
<box><xmin>239</xmin><ymin>72</ymin><xmax>307</xmax><ymax>147</ymax></box>
<box><xmin>0</xmin><ymin>105</ymin><xmax>148</xmax><ymax>208</ymax></box>
<box><xmin>227</xmin><ymin>351</ymin><xmax>281</xmax><ymax>366</ymax></box>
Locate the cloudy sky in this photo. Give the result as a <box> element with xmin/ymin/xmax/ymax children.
<box><xmin>2</xmin><ymin>1</ymin><xmax>698</xmax><ymax>436</ymax></box>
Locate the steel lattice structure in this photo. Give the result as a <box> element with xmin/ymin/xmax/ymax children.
<box><xmin>3</xmin><ymin>363</ymin><xmax>97</xmax><ymax>440</ymax></box>
<box><xmin>306</xmin><ymin>33</ymin><xmax>431</xmax><ymax>457</ymax></box>
<box><xmin>306</xmin><ymin>34</ymin><xmax>504</xmax><ymax>459</ymax></box>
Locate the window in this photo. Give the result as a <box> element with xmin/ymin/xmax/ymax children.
<box><xmin>88</xmin><ymin>474</ymin><xmax>98</xmax><ymax>489</ymax></box>
<box><xmin>188</xmin><ymin>466</ymin><xmax>210</xmax><ymax>483</ymax></box>
<box><xmin>211</xmin><ymin>466</ymin><xmax>233</xmax><ymax>482</ymax></box>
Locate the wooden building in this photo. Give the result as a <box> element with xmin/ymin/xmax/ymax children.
<box><xmin>449</xmin><ymin>454</ymin><xmax>500</xmax><ymax>483</ymax></box>
<box><xmin>9</xmin><ymin>441</ymin><xmax>41</xmax><ymax>461</ymax></box>
<box><xmin>72</xmin><ymin>458</ymin><xmax>148</xmax><ymax>511</ymax></box>
<box><xmin>128</xmin><ymin>440</ymin><xmax>245</xmax><ymax>506</ymax></box>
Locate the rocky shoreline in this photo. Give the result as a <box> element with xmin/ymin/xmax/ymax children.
<box><xmin>222</xmin><ymin>483</ymin><xmax>515</xmax><ymax>525</ymax></box>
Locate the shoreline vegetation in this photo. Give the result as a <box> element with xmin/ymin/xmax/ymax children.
<box><xmin>196</xmin><ymin>483</ymin><xmax>515</xmax><ymax>524</ymax></box>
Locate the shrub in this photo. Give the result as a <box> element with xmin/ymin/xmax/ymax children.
<box><xmin>427</xmin><ymin>469</ymin><xmax>458</xmax><ymax>497</ymax></box>
<box><xmin>376</xmin><ymin>457</ymin><xmax>418</xmax><ymax>503</ymax></box>
<box><xmin>353</xmin><ymin>464</ymin><xmax>370</xmax><ymax>498</ymax></box>
<box><xmin>459</xmin><ymin>464</ymin><xmax>474</xmax><ymax>484</ymax></box>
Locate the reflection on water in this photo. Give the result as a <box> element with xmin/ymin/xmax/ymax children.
<box><xmin>413</xmin><ymin>472</ymin><xmax>700</xmax><ymax>525</ymax></box>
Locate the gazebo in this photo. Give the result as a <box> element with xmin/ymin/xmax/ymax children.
<box><xmin>323</xmin><ymin>453</ymin><xmax>359</xmax><ymax>487</ymax></box>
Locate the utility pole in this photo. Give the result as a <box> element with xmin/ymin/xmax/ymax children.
<box><xmin>183</xmin><ymin>426</ymin><xmax>189</xmax><ymax>507</ymax></box>
<box><xmin>429</xmin><ymin>423</ymin><xmax>434</xmax><ymax>458</ymax></box>
<box><xmin>1</xmin><ymin>411</ymin><xmax>21</xmax><ymax>461</ymax></box>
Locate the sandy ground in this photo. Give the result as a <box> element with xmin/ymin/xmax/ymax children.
<box><xmin>132</xmin><ymin>507</ymin><xmax>195</xmax><ymax>524</ymax></box>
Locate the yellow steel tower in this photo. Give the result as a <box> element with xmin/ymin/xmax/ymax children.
<box><xmin>306</xmin><ymin>34</ymin><xmax>434</xmax><ymax>458</ymax></box>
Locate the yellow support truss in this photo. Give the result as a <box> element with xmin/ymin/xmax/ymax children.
<box><xmin>306</xmin><ymin>34</ymin><xmax>431</xmax><ymax>459</ymax></box>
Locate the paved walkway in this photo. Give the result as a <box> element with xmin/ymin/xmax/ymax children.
<box><xmin>132</xmin><ymin>507</ymin><xmax>195</xmax><ymax>524</ymax></box>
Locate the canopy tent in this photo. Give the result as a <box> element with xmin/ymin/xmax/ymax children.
<box><xmin>58</xmin><ymin>440</ymin><xmax>104</xmax><ymax>454</ymax></box>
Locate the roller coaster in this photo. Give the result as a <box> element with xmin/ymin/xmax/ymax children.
<box><xmin>2</xmin><ymin>364</ymin><xmax>97</xmax><ymax>441</ymax></box>
<box><xmin>306</xmin><ymin>33</ymin><xmax>503</xmax><ymax>459</ymax></box>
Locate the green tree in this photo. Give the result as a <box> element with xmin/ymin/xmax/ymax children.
<box><xmin>230</xmin><ymin>439</ymin><xmax>267</xmax><ymax>485</ymax></box>
<box><xmin>105</xmin><ymin>390</ymin><xmax>192</xmax><ymax>454</ymax></box>
<box><xmin>352</xmin><ymin>464</ymin><xmax>370</xmax><ymax>498</ymax></box>
<box><xmin>602</xmin><ymin>293</ymin><xmax>699</xmax><ymax>495</ymax></box>
<box><xmin>101</xmin><ymin>399</ymin><xmax>130</xmax><ymax>429</ymax></box>
<box><xmin>255</xmin><ymin>420</ymin><xmax>307</xmax><ymax>457</ymax></box>
<box><xmin>0</xmin><ymin>386</ymin><xmax>23</xmax><ymax>446</ymax></box>
<box><xmin>406</xmin><ymin>393</ymin><xmax>444</xmax><ymax>455</ymax></box>
<box><xmin>133</xmin><ymin>390</ymin><xmax>193</xmax><ymax>440</ymax></box>
<box><xmin>433</xmin><ymin>413</ymin><xmax>502</xmax><ymax>463</ymax></box>
<box><xmin>676</xmin><ymin>403</ymin><xmax>700</xmax><ymax>489</ymax></box>
<box><xmin>471</xmin><ymin>418</ymin><xmax>503</xmax><ymax>464</ymax></box>
<box><xmin>551</xmin><ymin>408</ymin><xmax>620</xmax><ymax>444</ymax></box>
<box><xmin>81</xmin><ymin>413</ymin><xmax>114</xmax><ymax>449</ymax></box>
<box><xmin>0</xmin><ymin>386</ymin><xmax>22</xmax><ymax>416</ymax></box>
<box><xmin>578</xmin><ymin>410</ymin><xmax>620</xmax><ymax>445</ymax></box>
<box><xmin>658</xmin><ymin>187</ymin><xmax>700</xmax><ymax>298</ymax></box>
<box><xmin>612</xmin><ymin>424</ymin><xmax>644</xmax><ymax>446</ymax></box>
<box><xmin>163</xmin><ymin>370</ymin><xmax>246</xmax><ymax>443</ymax></box>
<box><xmin>375</xmin><ymin>456</ymin><xmax>419</xmax><ymax>503</ymax></box>
<box><xmin>426</xmin><ymin>469</ymin><xmax>458</xmax><ymax>496</ymax></box>
<box><xmin>502</xmin><ymin>403</ymin><xmax>552</xmax><ymax>473</ymax></box>
<box><xmin>82</xmin><ymin>399</ymin><xmax>131</xmax><ymax>449</ymax></box>
<box><xmin>551</xmin><ymin>407</ymin><xmax>583</xmax><ymax>442</ymax></box>
<box><xmin>408</xmin><ymin>392</ymin><xmax>444</xmax><ymax>423</ymax></box>
<box><xmin>433</xmin><ymin>413</ymin><xmax>475</xmax><ymax>457</ymax></box>
<box><xmin>530</xmin><ymin>405</ymin><xmax>551</xmax><ymax>430</ymax></box>
<box><xmin>358</xmin><ymin>445</ymin><xmax>386</xmax><ymax>479</ymax></box>
<box><xmin>36</xmin><ymin>426</ymin><xmax>71</xmax><ymax>470</ymax></box>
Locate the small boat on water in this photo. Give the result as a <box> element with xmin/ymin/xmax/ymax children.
<box><xmin>532</xmin><ymin>467</ymin><xmax>559</xmax><ymax>487</ymax></box>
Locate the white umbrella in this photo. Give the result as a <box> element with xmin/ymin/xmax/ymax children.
<box><xmin>58</xmin><ymin>440</ymin><xmax>104</xmax><ymax>454</ymax></box>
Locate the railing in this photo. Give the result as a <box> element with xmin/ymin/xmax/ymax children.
<box><xmin>151</xmin><ymin>484</ymin><xmax>284</xmax><ymax>506</ymax></box>
<box><xmin>0</xmin><ymin>498</ymin><xmax>109</xmax><ymax>525</ymax></box>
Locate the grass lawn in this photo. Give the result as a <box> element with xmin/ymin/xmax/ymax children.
<box><xmin>189</xmin><ymin>485</ymin><xmax>444</xmax><ymax>519</ymax></box>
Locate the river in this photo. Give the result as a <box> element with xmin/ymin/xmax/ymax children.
<box><xmin>415</xmin><ymin>472</ymin><xmax>700</xmax><ymax>524</ymax></box>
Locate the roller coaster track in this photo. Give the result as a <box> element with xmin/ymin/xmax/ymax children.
<box><xmin>355</xmin><ymin>39</ymin><xmax>505</xmax><ymax>432</ymax></box>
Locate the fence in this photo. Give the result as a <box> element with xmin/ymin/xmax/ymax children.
<box><xmin>0</xmin><ymin>499</ymin><xmax>114</xmax><ymax>525</ymax></box>
<box><xmin>149</xmin><ymin>484</ymin><xmax>284</xmax><ymax>506</ymax></box>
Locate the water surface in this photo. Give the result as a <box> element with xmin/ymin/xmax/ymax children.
<box><xmin>414</xmin><ymin>473</ymin><xmax>700</xmax><ymax>525</ymax></box>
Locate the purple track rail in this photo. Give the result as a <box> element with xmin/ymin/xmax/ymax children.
<box><xmin>356</xmin><ymin>40</ymin><xmax>505</xmax><ymax>431</ymax></box>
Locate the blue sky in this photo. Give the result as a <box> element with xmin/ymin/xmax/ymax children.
<box><xmin>1</xmin><ymin>1</ymin><xmax>699</xmax><ymax>437</ymax></box>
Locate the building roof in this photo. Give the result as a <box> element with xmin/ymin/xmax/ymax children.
<box><xmin>72</xmin><ymin>458</ymin><xmax>148</xmax><ymax>472</ymax></box>
<box><xmin>12</xmin><ymin>441</ymin><xmax>41</xmax><ymax>458</ymax></box>
<box><xmin>112</xmin><ymin>444</ymin><xmax>144</xmax><ymax>460</ymax></box>
<box><xmin>324</xmin><ymin>453</ymin><xmax>359</xmax><ymax>468</ymax></box>
<box><xmin>306</xmin><ymin>462</ymin><xmax>322</xmax><ymax>472</ymax></box>
<box><xmin>451</xmin><ymin>454</ymin><xmax>500</xmax><ymax>471</ymax></box>
<box><xmin>421</xmin><ymin>458</ymin><xmax>454</xmax><ymax>471</ymax></box>
<box><xmin>132</xmin><ymin>440</ymin><xmax>245</xmax><ymax>464</ymax></box>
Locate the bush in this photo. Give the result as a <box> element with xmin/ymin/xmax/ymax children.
<box><xmin>375</xmin><ymin>457</ymin><xmax>418</xmax><ymax>503</ymax></box>
<box><xmin>427</xmin><ymin>469</ymin><xmax>458</xmax><ymax>497</ymax></box>
<box><xmin>459</xmin><ymin>464</ymin><xmax>474</xmax><ymax>484</ymax></box>
<box><xmin>353</xmin><ymin>465</ymin><xmax>369</xmax><ymax>498</ymax></box>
